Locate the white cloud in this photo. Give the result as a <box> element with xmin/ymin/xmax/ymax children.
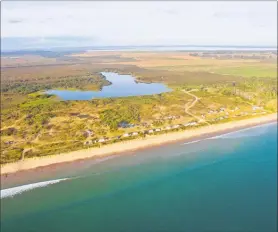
<box><xmin>1</xmin><ymin>1</ymin><xmax>277</xmax><ymax>46</ymax></box>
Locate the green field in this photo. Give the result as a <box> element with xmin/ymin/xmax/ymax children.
<box><xmin>213</xmin><ymin>65</ymin><xmax>277</xmax><ymax>78</ymax></box>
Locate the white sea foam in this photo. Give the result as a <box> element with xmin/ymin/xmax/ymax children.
<box><xmin>209</xmin><ymin>122</ymin><xmax>275</xmax><ymax>140</ymax></box>
<box><xmin>182</xmin><ymin>139</ymin><xmax>204</xmax><ymax>145</ymax></box>
<box><xmin>181</xmin><ymin>122</ymin><xmax>276</xmax><ymax>144</ymax></box>
<box><xmin>1</xmin><ymin>178</ymin><xmax>70</xmax><ymax>199</ymax></box>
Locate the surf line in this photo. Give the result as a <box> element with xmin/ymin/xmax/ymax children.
<box><xmin>181</xmin><ymin>121</ymin><xmax>276</xmax><ymax>145</ymax></box>
<box><xmin>208</xmin><ymin>121</ymin><xmax>276</xmax><ymax>140</ymax></box>
<box><xmin>181</xmin><ymin>139</ymin><xmax>204</xmax><ymax>145</ymax></box>
<box><xmin>1</xmin><ymin>177</ymin><xmax>71</xmax><ymax>199</ymax></box>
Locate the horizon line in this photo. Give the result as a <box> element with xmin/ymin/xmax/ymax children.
<box><xmin>1</xmin><ymin>44</ymin><xmax>277</xmax><ymax>53</ymax></box>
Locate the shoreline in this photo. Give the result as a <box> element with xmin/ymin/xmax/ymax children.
<box><xmin>1</xmin><ymin>113</ymin><xmax>277</xmax><ymax>175</ymax></box>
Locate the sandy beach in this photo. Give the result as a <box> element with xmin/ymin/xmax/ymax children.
<box><xmin>1</xmin><ymin>113</ymin><xmax>277</xmax><ymax>175</ymax></box>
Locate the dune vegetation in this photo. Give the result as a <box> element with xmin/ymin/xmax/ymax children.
<box><xmin>1</xmin><ymin>50</ymin><xmax>277</xmax><ymax>164</ymax></box>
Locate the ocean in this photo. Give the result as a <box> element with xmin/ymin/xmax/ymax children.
<box><xmin>1</xmin><ymin>123</ymin><xmax>277</xmax><ymax>232</ymax></box>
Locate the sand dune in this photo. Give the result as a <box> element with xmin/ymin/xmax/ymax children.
<box><xmin>1</xmin><ymin>113</ymin><xmax>277</xmax><ymax>174</ymax></box>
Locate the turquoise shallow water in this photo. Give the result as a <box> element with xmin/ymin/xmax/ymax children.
<box><xmin>1</xmin><ymin>123</ymin><xmax>277</xmax><ymax>232</ymax></box>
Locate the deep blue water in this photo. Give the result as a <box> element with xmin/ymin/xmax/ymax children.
<box><xmin>1</xmin><ymin>123</ymin><xmax>277</xmax><ymax>232</ymax></box>
<box><xmin>46</xmin><ymin>72</ymin><xmax>171</xmax><ymax>100</ymax></box>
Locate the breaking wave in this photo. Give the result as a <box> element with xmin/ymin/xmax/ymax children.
<box><xmin>1</xmin><ymin>178</ymin><xmax>70</xmax><ymax>199</ymax></box>
<box><xmin>181</xmin><ymin>122</ymin><xmax>276</xmax><ymax>144</ymax></box>
<box><xmin>182</xmin><ymin>139</ymin><xmax>203</xmax><ymax>145</ymax></box>
<box><xmin>209</xmin><ymin>122</ymin><xmax>275</xmax><ymax>139</ymax></box>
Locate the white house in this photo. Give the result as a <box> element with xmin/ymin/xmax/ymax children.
<box><xmin>252</xmin><ymin>105</ymin><xmax>262</xmax><ymax>111</ymax></box>
<box><xmin>98</xmin><ymin>138</ymin><xmax>106</xmax><ymax>143</ymax></box>
<box><xmin>123</xmin><ymin>133</ymin><xmax>130</xmax><ymax>137</ymax></box>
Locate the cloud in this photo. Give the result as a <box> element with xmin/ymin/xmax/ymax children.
<box><xmin>1</xmin><ymin>1</ymin><xmax>277</xmax><ymax>47</ymax></box>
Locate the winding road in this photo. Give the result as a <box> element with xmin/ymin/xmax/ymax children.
<box><xmin>183</xmin><ymin>90</ymin><xmax>210</xmax><ymax>125</ymax></box>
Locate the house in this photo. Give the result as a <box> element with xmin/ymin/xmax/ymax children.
<box><xmin>155</xmin><ymin>128</ymin><xmax>161</xmax><ymax>132</ymax></box>
<box><xmin>172</xmin><ymin>125</ymin><xmax>180</xmax><ymax>129</ymax></box>
<box><xmin>165</xmin><ymin>126</ymin><xmax>172</xmax><ymax>130</ymax></box>
<box><xmin>123</xmin><ymin>133</ymin><xmax>130</xmax><ymax>137</ymax></box>
<box><xmin>141</xmin><ymin>122</ymin><xmax>148</xmax><ymax>127</ymax></box>
<box><xmin>70</xmin><ymin>112</ymin><xmax>79</xmax><ymax>116</ymax></box>
<box><xmin>132</xmin><ymin>132</ymin><xmax>139</xmax><ymax>136</ymax></box>
<box><xmin>84</xmin><ymin>140</ymin><xmax>92</xmax><ymax>145</ymax></box>
<box><xmin>118</xmin><ymin>121</ymin><xmax>129</xmax><ymax>128</ymax></box>
<box><xmin>79</xmin><ymin>114</ymin><xmax>90</xmax><ymax>119</ymax></box>
<box><xmin>252</xmin><ymin>105</ymin><xmax>262</xmax><ymax>111</ymax></box>
<box><xmin>98</xmin><ymin>138</ymin><xmax>107</xmax><ymax>143</ymax></box>
<box><xmin>5</xmin><ymin>141</ymin><xmax>14</xmax><ymax>145</ymax></box>
<box><xmin>112</xmin><ymin>136</ymin><xmax>121</xmax><ymax>140</ymax></box>
<box><xmin>84</xmin><ymin>130</ymin><xmax>94</xmax><ymax>137</ymax></box>
<box><xmin>148</xmin><ymin>129</ymin><xmax>154</xmax><ymax>133</ymax></box>
<box><xmin>118</xmin><ymin>121</ymin><xmax>134</xmax><ymax>128</ymax></box>
<box><xmin>164</xmin><ymin>115</ymin><xmax>180</xmax><ymax>120</ymax></box>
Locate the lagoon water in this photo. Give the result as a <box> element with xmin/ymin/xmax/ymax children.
<box><xmin>1</xmin><ymin>123</ymin><xmax>277</xmax><ymax>232</ymax></box>
<box><xmin>46</xmin><ymin>72</ymin><xmax>171</xmax><ymax>100</ymax></box>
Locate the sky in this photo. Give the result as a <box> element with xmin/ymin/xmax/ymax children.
<box><xmin>1</xmin><ymin>1</ymin><xmax>277</xmax><ymax>50</ymax></box>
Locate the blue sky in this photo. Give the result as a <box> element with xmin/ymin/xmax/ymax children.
<box><xmin>1</xmin><ymin>1</ymin><xmax>277</xmax><ymax>50</ymax></box>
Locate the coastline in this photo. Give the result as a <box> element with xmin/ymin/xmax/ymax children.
<box><xmin>1</xmin><ymin>113</ymin><xmax>277</xmax><ymax>175</ymax></box>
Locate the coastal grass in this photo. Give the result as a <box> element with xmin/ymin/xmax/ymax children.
<box><xmin>213</xmin><ymin>65</ymin><xmax>277</xmax><ymax>78</ymax></box>
<box><xmin>1</xmin><ymin>113</ymin><xmax>276</xmax><ymax>174</ymax></box>
<box><xmin>1</xmin><ymin>50</ymin><xmax>277</xmax><ymax>164</ymax></box>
